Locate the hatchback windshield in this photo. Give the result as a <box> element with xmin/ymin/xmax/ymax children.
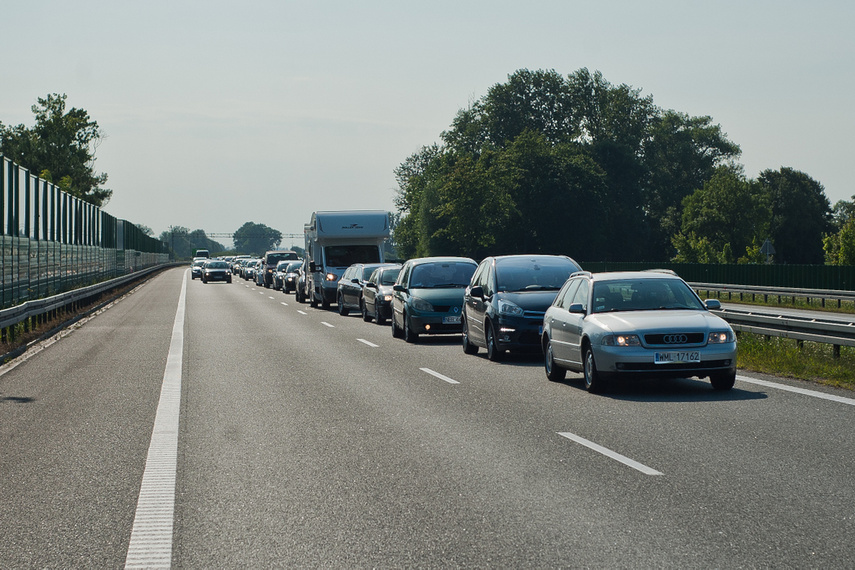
<box><xmin>378</xmin><ymin>268</ymin><xmax>400</xmax><ymax>285</ymax></box>
<box><xmin>592</xmin><ymin>278</ymin><xmax>705</xmax><ymax>313</ymax></box>
<box><xmin>410</xmin><ymin>262</ymin><xmax>476</xmax><ymax>288</ymax></box>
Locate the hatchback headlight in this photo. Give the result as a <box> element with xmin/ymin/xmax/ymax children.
<box><xmin>602</xmin><ymin>334</ymin><xmax>641</xmax><ymax>347</ymax></box>
<box><xmin>411</xmin><ymin>296</ymin><xmax>434</xmax><ymax>312</ymax></box>
<box><xmin>708</xmin><ymin>331</ymin><xmax>734</xmax><ymax>344</ymax></box>
<box><xmin>325</xmin><ymin>273</ymin><xmax>338</xmax><ymax>281</ymax></box>
<box><xmin>497</xmin><ymin>299</ymin><xmax>524</xmax><ymax>317</ymax></box>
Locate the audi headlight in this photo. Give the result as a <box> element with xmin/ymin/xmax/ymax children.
<box><xmin>708</xmin><ymin>331</ymin><xmax>734</xmax><ymax>344</ymax></box>
<box><xmin>411</xmin><ymin>296</ymin><xmax>434</xmax><ymax>312</ymax></box>
<box><xmin>603</xmin><ymin>334</ymin><xmax>641</xmax><ymax>347</ymax></box>
<box><xmin>497</xmin><ymin>299</ymin><xmax>524</xmax><ymax>317</ymax></box>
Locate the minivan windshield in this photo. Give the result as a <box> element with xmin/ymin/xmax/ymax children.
<box><xmin>410</xmin><ymin>262</ymin><xmax>476</xmax><ymax>288</ymax></box>
<box><xmin>496</xmin><ymin>258</ymin><xmax>580</xmax><ymax>292</ymax></box>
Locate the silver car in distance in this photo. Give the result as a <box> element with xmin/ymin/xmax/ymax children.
<box><xmin>542</xmin><ymin>270</ymin><xmax>737</xmax><ymax>392</ymax></box>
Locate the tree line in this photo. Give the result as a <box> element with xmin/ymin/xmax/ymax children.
<box><xmin>393</xmin><ymin>68</ymin><xmax>851</xmax><ymax>265</ymax></box>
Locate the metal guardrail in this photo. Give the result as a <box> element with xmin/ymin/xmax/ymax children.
<box><xmin>692</xmin><ymin>282</ymin><xmax>855</xmax><ymax>308</ymax></box>
<box><xmin>0</xmin><ymin>263</ymin><xmax>178</xmax><ymax>331</ymax></box>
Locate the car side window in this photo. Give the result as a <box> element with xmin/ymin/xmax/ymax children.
<box><xmin>483</xmin><ymin>264</ymin><xmax>495</xmax><ymax>297</ymax></box>
<box><xmin>570</xmin><ymin>279</ymin><xmax>589</xmax><ymax>309</ymax></box>
<box><xmin>556</xmin><ymin>279</ymin><xmax>581</xmax><ymax>309</ymax></box>
<box><xmin>471</xmin><ymin>260</ymin><xmax>487</xmax><ymax>289</ymax></box>
<box><xmin>398</xmin><ymin>264</ymin><xmax>411</xmax><ymax>286</ymax></box>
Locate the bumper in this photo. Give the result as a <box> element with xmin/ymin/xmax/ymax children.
<box><xmin>409</xmin><ymin>313</ymin><xmax>464</xmax><ymax>334</ymax></box>
<box><xmin>493</xmin><ymin>316</ymin><xmax>544</xmax><ymax>351</ymax></box>
<box><xmin>593</xmin><ymin>343</ymin><xmax>737</xmax><ymax>379</ymax></box>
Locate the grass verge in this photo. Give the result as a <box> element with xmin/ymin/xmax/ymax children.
<box><xmin>737</xmin><ymin>332</ymin><xmax>855</xmax><ymax>390</ymax></box>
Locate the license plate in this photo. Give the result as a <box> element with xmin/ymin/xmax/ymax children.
<box><xmin>443</xmin><ymin>315</ymin><xmax>462</xmax><ymax>324</ymax></box>
<box><xmin>655</xmin><ymin>351</ymin><xmax>700</xmax><ymax>364</ymax></box>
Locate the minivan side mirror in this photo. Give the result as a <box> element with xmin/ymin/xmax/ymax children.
<box><xmin>469</xmin><ymin>285</ymin><xmax>484</xmax><ymax>298</ymax></box>
<box><xmin>393</xmin><ymin>284</ymin><xmax>407</xmax><ymax>293</ymax></box>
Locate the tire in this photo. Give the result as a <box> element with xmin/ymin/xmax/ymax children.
<box><xmin>485</xmin><ymin>322</ymin><xmax>503</xmax><ymax>362</ymax></box>
<box><xmin>583</xmin><ymin>345</ymin><xmax>604</xmax><ymax>393</ymax></box>
<box><xmin>462</xmin><ymin>317</ymin><xmax>478</xmax><ymax>355</ymax></box>
<box><xmin>403</xmin><ymin>313</ymin><xmax>419</xmax><ymax>343</ymax></box>
<box><xmin>391</xmin><ymin>314</ymin><xmax>404</xmax><ymax>338</ymax></box>
<box><xmin>544</xmin><ymin>338</ymin><xmax>566</xmax><ymax>381</ymax></box>
<box><xmin>710</xmin><ymin>370</ymin><xmax>736</xmax><ymax>391</ymax></box>
<box><xmin>338</xmin><ymin>294</ymin><xmax>349</xmax><ymax>316</ymax></box>
<box><xmin>362</xmin><ymin>302</ymin><xmax>372</xmax><ymax>322</ymax></box>
<box><xmin>375</xmin><ymin>304</ymin><xmax>386</xmax><ymax>325</ymax></box>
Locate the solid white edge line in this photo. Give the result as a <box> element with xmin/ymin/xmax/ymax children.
<box><xmin>357</xmin><ymin>338</ymin><xmax>379</xmax><ymax>348</ymax></box>
<box><xmin>124</xmin><ymin>272</ymin><xmax>186</xmax><ymax>568</ymax></box>
<box><xmin>557</xmin><ymin>432</ymin><xmax>663</xmax><ymax>476</ymax></box>
<box><xmin>420</xmin><ymin>367</ymin><xmax>460</xmax><ymax>385</ymax></box>
<box><xmin>738</xmin><ymin>374</ymin><xmax>855</xmax><ymax>406</ymax></box>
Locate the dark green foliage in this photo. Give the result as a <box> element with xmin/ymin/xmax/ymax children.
<box><xmin>232</xmin><ymin>222</ymin><xmax>283</xmax><ymax>256</ymax></box>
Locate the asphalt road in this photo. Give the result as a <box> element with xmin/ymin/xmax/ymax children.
<box><xmin>1</xmin><ymin>267</ymin><xmax>854</xmax><ymax>568</ymax></box>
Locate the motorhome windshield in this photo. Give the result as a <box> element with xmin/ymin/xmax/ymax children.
<box><xmin>324</xmin><ymin>245</ymin><xmax>380</xmax><ymax>267</ymax></box>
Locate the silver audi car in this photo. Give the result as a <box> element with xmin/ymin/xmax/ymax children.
<box><xmin>542</xmin><ymin>270</ymin><xmax>737</xmax><ymax>392</ymax></box>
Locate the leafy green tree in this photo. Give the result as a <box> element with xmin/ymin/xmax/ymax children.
<box><xmin>673</xmin><ymin>166</ymin><xmax>768</xmax><ymax>263</ymax></box>
<box><xmin>233</xmin><ymin>222</ymin><xmax>282</xmax><ymax>256</ymax></box>
<box><xmin>0</xmin><ymin>93</ymin><xmax>111</xmax><ymax>206</ymax></box>
<box><xmin>823</xmin><ymin>196</ymin><xmax>855</xmax><ymax>265</ymax></box>
<box><xmin>758</xmin><ymin>167</ymin><xmax>831</xmax><ymax>264</ymax></box>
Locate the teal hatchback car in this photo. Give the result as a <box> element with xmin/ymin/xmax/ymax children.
<box><xmin>391</xmin><ymin>256</ymin><xmax>478</xmax><ymax>343</ymax></box>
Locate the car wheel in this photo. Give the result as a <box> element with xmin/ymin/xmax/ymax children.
<box><xmin>375</xmin><ymin>304</ymin><xmax>386</xmax><ymax>325</ymax></box>
<box><xmin>544</xmin><ymin>338</ymin><xmax>566</xmax><ymax>382</ymax></box>
<box><xmin>485</xmin><ymin>322</ymin><xmax>503</xmax><ymax>362</ymax></box>
<box><xmin>403</xmin><ymin>312</ymin><xmax>419</xmax><ymax>343</ymax></box>
<box><xmin>583</xmin><ymin>345</ymin><xmax>604</xmax><ymax>393</ymax></box>
<box><xmin>391</xmin><ymin>314</ymin><xmax>403</xmax><ymax>338</ymax></box>
<box><xmin>710</xmin><ymin>370</ymin><xmax>736</xmax><ymax>391</ymax></box>
<box><xmin>338</xmin><ymin>294</ymin><xmax>349</xmax><ymax>316</ymax></box>
<box><xmin>362</xmin><ymin>302</ymin><xmax>372</xmax><ymax>322</ymax></box>
<box><xmin>462</xmin><ymin>317</ymin><xmax>478</xmax><ymax>355</ymax></box>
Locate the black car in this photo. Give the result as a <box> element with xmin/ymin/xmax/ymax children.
<box><xmin>201</xmin><ymin>260</ymin><xmax>233</xmax><ymax>283</ymax></box>
<box><xmin>462</xmin><ymin>254</ymin><xmax>581</xmax><ymax>360</ymax></box>
<box><xmin>337</xmin><ymin>262</ymin><xmax>398</xmax><ymax>316</ymax></box>
<box><xmin>361</xmin><ymin>264</ymin><xmax>402</xmax><ymax>324</ymax></box>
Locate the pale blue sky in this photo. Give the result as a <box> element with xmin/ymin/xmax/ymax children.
<box><xmin>2</xmin><ymin>1</ymin><xmax>852</xmax><ymax>248</ymax></box>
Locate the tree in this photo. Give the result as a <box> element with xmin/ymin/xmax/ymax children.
<box><xmin>823</xmin><ymin>196</ymin><xmax>855</xmax><ymax>265</ymax></box>
<box><xmin>233</xmin><ymin>222</ymin><xmax>282</xmax><ymax>256</ymax></box>
<box><xmin>758</xmin><ymin>167</ymin><xmax>831</xmax><ymax>264</ymax></box>
<box><xmin>158</xmin><ymin>226</ymin><xmax>225</xmax><ymax>259</ymax></box>
<box><xmin>0</xmin><ymin>93</ymin><xmax>112</xmax><ymax>206</ymax></box>
<box><xmin>673</xmin><ymin>166</ymin><xmax>768</xmax><ymax>263</ymax></box>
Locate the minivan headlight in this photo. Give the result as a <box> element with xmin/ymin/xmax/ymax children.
<box><xmin>497</xmin><ymin>299</ymin><xmax>524</xmax><ymax>317</ymax></box>
<box><xmin>411</xmin><ymin>296</ymin><xmax>434</xmax><ymax>312</ymax></box>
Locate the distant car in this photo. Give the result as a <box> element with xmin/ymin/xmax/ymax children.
<box><xmin>272</xmin><ymin>260</ymin><xmax>292</xmax><ymax>290</ymax></box>
<box><xmin>542</xmin><ymin>270</ymin><xmax>737</xmax><ymax>392</ymax></box>
<box><xmin>281</xmin><ymin>261</ymin><xmax>302</xmax><ymax>293</ymax></box>
<box><xmin>362</xmin><ymin>264</ymin><xmax>402</xmax><ymax>324</ymax></box>
<box><xmin>391</xmin><ymin>256</ymin><xmax>478</xmax><ymax>343</ymax></box>
<box><xmin>462</xmin><ymin>254</ymin><xmax>582</xmax><ymax>361</ymax></box>
<box><xmin>295</xmin><ymin>259</ymin><xmax>310</xmax><ymax>303</ymax></box>
<box><xmin>337</xmin><ymin>262</ymin><xmax>399</xmax><ymax>316</ymax></box>
<box><xmin>201</xmin><ymin>259</ymin><xmax>232</xmax><ymax>283</ymax></box>
<box><xmin>190</xmin><ymin>258</ymin><xmax>206</xmax><ymax>280</ymax></box>
<box><xmin>259</xmin><ymin>250</ymin><xmax>299</xmax><ymax>288</ymax></box>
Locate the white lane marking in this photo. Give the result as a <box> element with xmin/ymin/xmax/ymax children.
<box><xmin>738</xmin><ymin>374</ymin><xmax>855</xmax><ymax>406</ymax></box>
<box><xmin>558</xmin><ymin>432</ymin><xmax>663</xmax><ymax>476</ymax></box>
<box><xmin>281</xmin><ymin>302</ymin><xmax>289</xmax><ymax>306</ymax></box>
<box><xmin>321</xmin><ymin>322</ymin><xmax>335</xmax><ymax>328</ymax></box>
<box><xmin>124</xmin><ymin>272</ymin><xmax>186</xmax><ymax>568</ymax></box>
<box><xmin>420</xmin><ymin>367</ymin><xmax>460</xmax><ymax>385</ymax></box>
<box><xmin>357</xmin><ymin>338</ymin><xmax>379</xmax><ymax>348</ymax></box>
<box><xmin>269</xmin><ymin>296</ymin><xmax>275</xmax><ymax>300</ymax></box>
<box><xmin>297</xmin><ymin>310</ymin><xmax>307</xmax><ymax>315</ymax></box>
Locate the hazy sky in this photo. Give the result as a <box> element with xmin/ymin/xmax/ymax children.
<box><xmin>2</xmin><ymin>1</ymin><xmax>852</xmax><ymax>249</ymax></box>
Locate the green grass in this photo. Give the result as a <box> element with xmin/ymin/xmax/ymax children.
<box><xmin>697</xmin><ymin>288</ymin><xmax>855</xmax><ymax>315</ymax></box>
<box><xmin>737</xmin><ymin>332</ymin><xmax>855</xmax><ymax>390</ymax></box>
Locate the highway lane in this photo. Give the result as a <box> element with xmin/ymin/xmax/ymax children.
<box><xmin>1</xmin><ymin>266</ymin><xmax>854</xmax><ymax>567</ymax></box>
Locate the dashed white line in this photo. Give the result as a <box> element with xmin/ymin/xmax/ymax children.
<box><xmin>558</xmin><ymin>432</ymin><xmax>663</xmax><ymax>476</ymax></box>
<box><xmin>420</xmin><ymin>367</ymin><xmax>460</xmax><ymax>385</ymax></box>
<box><xmin>357</xmin><ymin>338</ymin><xmax>379</xmax><ymax>348</ymax></box>
<box><xmin>280</xmin><ymin>302</ymin><xmax>289</xmax><ymax>306</ymax></box>
<box><xmin>297</xmin><ymin>310</ymin><xmax>307</xmax><ymax>315</ymax></box>
<box><xmin>321</xmin><ymin>322</ymin><xmax>335</xmax><ymax>328</ymax></box>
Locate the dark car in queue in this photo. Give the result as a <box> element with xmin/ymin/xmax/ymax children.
<box><xmin>201</xmin><ymin>259</ymin><xmax>233</xmax><ymax>283</ymax></box>
<box><xmin>337</xmin><ymin>262</ymin><xmax>399</xmax><ymax>316</ymax></box>
<box><xmin>362</xmin><ymin>264</ymin><xmax>402</xmax><ymax>324</ymax></box>
<box><xmin>259</xmin><ymin>250</ymin><xmax>299</xmax><ymax>288</ymax></box>
<box><xmin>273</xmin><ymin>260</ymin><xmax>300</xmax><ymax>291</ymax></box>
<box><xmin>281</xmin><ymin>261</ymin><xmax>302</xmax><ymax>293</ymax></box>
<box><xmin>542</xmin><ymin>270</ymin><xmax>737</xmax><ymax>393</ymax></box>
<box><xmin>190</xmin><ymin>257</ymin><xmax>206</xmax><ymax>280</ymax></box>
<box><xmin>391</xmin><ymin>256</ymin><xmax>478</xmax><ymax>343</ymax></box>
<box><xmin>462</xmin><ymin>254</ymin><xmax>582</xmax><ymax>361</ymax></box>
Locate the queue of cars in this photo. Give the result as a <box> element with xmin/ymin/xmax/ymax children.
<box><xmin>191</xmin><ymin>252</ymin><xmax>738</xmax><ymax>392</ymax></box>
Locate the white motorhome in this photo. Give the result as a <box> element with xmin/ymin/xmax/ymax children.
<box><xmin>303</xmin><ymin>210</ymin><xmax>391</xmax><ymax>308</ymax></box>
